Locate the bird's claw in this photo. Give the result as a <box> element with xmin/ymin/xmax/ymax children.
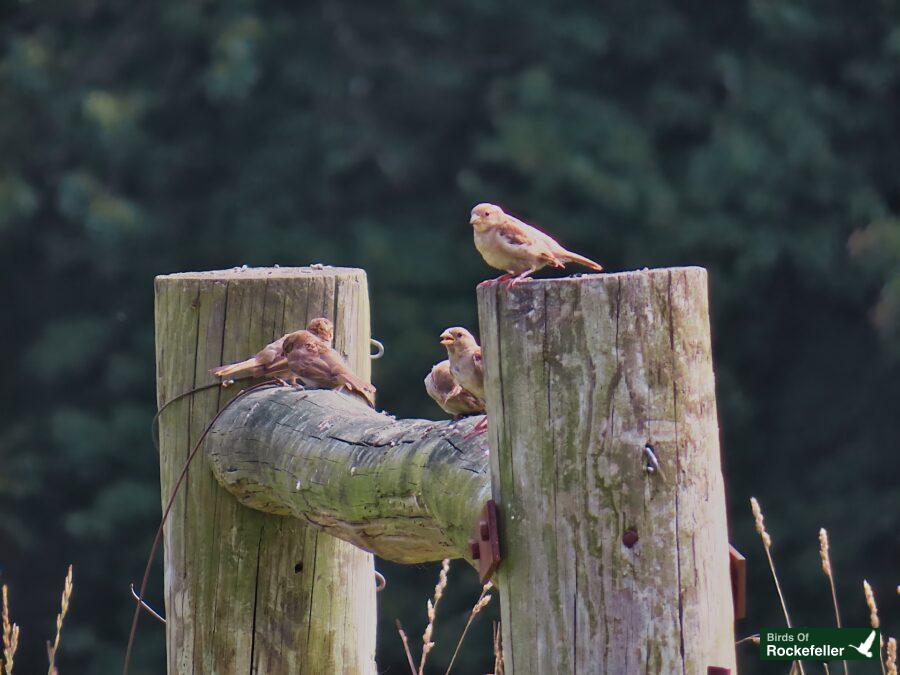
<box><xmin>478</xmin><ymin>273</ymin><xmax>514</xmax><ymax>289</ymax></box>
<box><xmin>462</xmin><ymin>416</ymin><xmax>488</xmax><ymax>438</ymax></box>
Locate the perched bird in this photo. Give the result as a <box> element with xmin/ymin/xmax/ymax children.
<box><xmin>439</xmin><ymin>327</ymin><xmax>484</xmax><ymax>399</ymax></box>
<box><xmin>211</xmin><ymin>318</ymin><xmax>334</xmax><ymax>382</ymax></box>
<box><xmin>424</xmin><ymin>360</ymin><xmax>484</xmax><ymax>418</ymax></box>
<box><xmin>307</xmin><ymin>317</ymin><xmax>334</xmax><ymax>347</ymax></box>
<box><xmin>282</xmin><ymin>330</ymin><xmax>376</xmax><ymax>407</ymax></box>
<box><xmin>469</xmin><ymin>203</ymin><xmax>603</xmax><ymax>286</ymax></box>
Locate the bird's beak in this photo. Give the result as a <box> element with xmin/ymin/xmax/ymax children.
<box><xmin>469</xmin><ymin>213</ymin><xmax>479</xmax><ymax>225</ymax></box>
<box><xmin>440</xmin><ymin>331</ymin><xmax>454</xmax><ymax>346</ymax></box>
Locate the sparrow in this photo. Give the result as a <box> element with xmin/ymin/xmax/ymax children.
<box><xmin>211</xmin><ymin>318</ymin><xmax>334</xmax><ymax>381</ymax></box>
<box><xmin>424</xmin><ymin>360</ymin><xmax>484</xmax><ymax>418</ymax></box>
<box><xmin>469</xmin><ymin>203</ymin><xmax>603</xmax><ymax>286</ymax></box>
<box><xmin>306</xmin><ymin>317</ymin><xmax>334</xmax><ymax>347</ymax></box>
<box><xmin>440</xmin><ymin>327</ymin><xmax>485</xmax><ymax>399</ymax></box>
<box><xmin>282</xmin><ymin>330</ymin><xmax>376</xmax><ymax>407</ymax></box>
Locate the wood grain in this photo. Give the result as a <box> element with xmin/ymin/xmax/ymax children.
<box><xmin>154</xmin><ymin>266</ymin><xmax>376</xmax><ymax>675</ymax></box>
<box><xmin>477</xmin><ymin>267</ymin><xmax>735</xmax><ymax>674</ymax></box>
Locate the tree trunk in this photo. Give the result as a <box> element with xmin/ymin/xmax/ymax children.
<box><xmin>477</xmin><ymin>267</ymin><xmax>736</xmax><ymax>674</ymax></box>
<box><xmin>154</xmin><ymin>267</ymin><xmax>376</xmax><ymax>674</ymax></box>
<box><xmin>204</xmin><ymin>388</ymin><xmax>491</xmax><ymax>563</ymax></box>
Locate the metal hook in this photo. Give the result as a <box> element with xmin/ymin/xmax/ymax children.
<box><xmin>643</xmin><ymin>444</ymin><xmax>666</xmax><ymax>481</ymax></box>
<box><xmin>370</xmin><ymin>338</ymin><xmax>385</xmax><ymax>360</ymax></box>
<box><xmin>130</xmin><ymin>583</ymin><xmax>166</xmax><ymax>624</ymax></box>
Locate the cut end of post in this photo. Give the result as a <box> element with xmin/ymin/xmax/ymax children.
<box><xmin>155</xmin><ymin>265</ymin><xmax>366</xmax><ymax>282</ymax></box>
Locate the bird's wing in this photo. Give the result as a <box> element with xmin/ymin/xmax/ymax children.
<box><xmin>472</xmin><ymin>348</ymin><xmax>485</xmax><ymax>387</ymax></box>
<box><xmin>255</xmin><ymin>336</ymin><xmax>287</xmax><ymax>367</ymax></box>
<box><xmin>318</xmin><ymin>349</ymin><xmax>377</xmax><ymax>407</ymax></box>
<box><xmin>499</xmin><ymin>216</ymin><xmax>564</xmax><ymax>267</ymax></box>
<box><xmin>445</xmin><ymin>387</ymin><xmax>485</xmax><ymax>415</ymax></box>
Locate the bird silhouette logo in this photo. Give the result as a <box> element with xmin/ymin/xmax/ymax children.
<box><xmin>848</xmin><ymin>629</ymin><xmax>877</xmax><ymax>658</ymax></box>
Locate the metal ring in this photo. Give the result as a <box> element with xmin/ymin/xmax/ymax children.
<box><xmin>370</xmin><ymin>339</ymin><xmax>385</xmax><ymax>360</ymax></box>
<box><xmin>375</xmin><ymin>570</ymin><xmax>386</xmax><ymax>592</ymax></box>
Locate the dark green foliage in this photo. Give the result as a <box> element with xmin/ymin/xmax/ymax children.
<box><xmin>0</xmin><ymin>0</ymin><xmax>898</xmax><ymax>672</ymax></box>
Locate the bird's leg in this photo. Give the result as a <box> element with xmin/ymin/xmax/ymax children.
<box><xmin>276</xmin><ymin>376</ymin><xmax>305</xmax><ymax>390</ymax></box>
<box><xmin>506</xmin><ymin>269</ymin><xmax>535</xmax><ymax>288</ymax></box>
<box><xmin>463</xmin><ymin>415</ymin><xmax>488</xmax><ymax>438</ymax></box>
<box><xmin>477</xmin><ymin>273</ymin><xmax>514</xmax><ymax>288</ymax></box>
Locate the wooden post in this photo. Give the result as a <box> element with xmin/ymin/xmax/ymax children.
<box><xmin>477</xmin><ymin>267</ymin><xmax>736</xmax><ymax>674</ymax></box>
<box><xmin>154</xmin><ymin>267</ymin><xmax>376</xmax><ymax>674</ymax></box>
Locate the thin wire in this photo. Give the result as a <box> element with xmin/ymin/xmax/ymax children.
<box><xmin>129</xmin><ymin>584</ymin><xmax>166</xmax><ymax>624</ymax></box>
<box><xmin>123</xmin><ymin>380</ymin><xmax>281</xmax><ymax>674</ymax></box>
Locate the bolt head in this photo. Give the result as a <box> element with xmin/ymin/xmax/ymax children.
<box><xmin>622</xmin><ymin>528</ymin><xmax>639</xmax><ymax>548</ymax></box>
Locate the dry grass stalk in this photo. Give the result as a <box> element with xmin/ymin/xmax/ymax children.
<box><xmin>396</xmin><ymin>619</ymin><xmax>417</xmax><ymax>675</ymax></box>
<box><xmin>46</xmin><ymin>565</ymin><xmax>74</xmax><ymax>675</ymax></box>
<box><xmin>492</xmin><ymin>621</ymin><xmax>504</xmax><ymax>675</ymax></box>
<box><xmin>863</xmin><ymin>580</ymin><xmax>886</xmax><ymax>675</ymax></box>
<box><xmin>445</xmin><ymin>580</ymin><xmax>493</xmax><ymax>675</ymax></box>
<box><xmin>864</xmin><ymin>580</ymin><xmax>881</xmax><ymax>629</ymax></box>
<box><xmin>750</xmin><ymin>498</ymin><xmax>805</xmax><ymax>675</ymax></box>
<box><xmin>886</xmin><ymin>638</ymin><xmax>896</xmax><ymax>675</ymax></box>
<box><xmin>818</xmin><ymin>529</ymin><xmax>848</xmax><ymax>675</ymax></box>
<box><xmin>418</xmin><ymin>558</ymin><xmax>450</xmax><ymax>675</ymax></box>
<box><xmin>2</xmin><ymin>586</ymin><xmax>20</xmax><ymax>675</ymax></box>
<box><xmin>735</xmin><ymin>634</ymin><xmax>760</xmax><ymax>646</ymax></box>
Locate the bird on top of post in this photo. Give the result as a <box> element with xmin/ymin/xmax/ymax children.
<box><xmin>210</xmin><ymin>317</ymin><xmax>334</xmax><ymax>383</ymax></box>
<box><xmin>282</xmin><ymin>330</ymin><xmax>376</xmax><ymax>407</ymax></box>
<box><xmin>469</xmin><ymin>203</ymin><xmax>604</xmax><ymax>287</ymax></box>
<box><xmin>424</xmin><ymin>359</ymin><xmax>484</xmax><ymax>419</ymax></box>
<box><xmin>439</xmin><ymin>327</ymin><xmax>487</xmax><ymax>435</ymax></box>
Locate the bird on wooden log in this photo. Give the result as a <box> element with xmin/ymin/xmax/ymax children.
<box><xmin>440</xmin><ymin>327</ymin><xmax>487</xmax><ymax>435</ymax></box>
<box><xmin>469</xmin><ymin>202</ymin><xmax>604</xmax><ymax>287</ymax></box>
<box><xmin>210</xmin><ymin>318</ymin><xmax>333</xmax><ymax>382</ymax></box>
<box><xmin>283</xmin><ymin>330</ymin><xmax>376</xmax><ymax>407</ymax></box>
<box><xmin>424</xmin><ymin>359</ymin><xmax>485</xmax><ymax>419</ymax></box>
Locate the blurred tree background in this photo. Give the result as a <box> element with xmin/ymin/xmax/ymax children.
<box><xmin>1</xmin><ymin>0</ymin><xmax>899</xmax><ymax>672</ymax></box>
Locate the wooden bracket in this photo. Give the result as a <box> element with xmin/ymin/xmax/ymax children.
<box><xmin>469</xmin><ymin>499</ymin><xmax>501</xmax><ymax>583</ymax></box>
<box><xmin>729</xmin><ymin>544</ymin><xmax>746</xmax><ymax>620</ymax></box>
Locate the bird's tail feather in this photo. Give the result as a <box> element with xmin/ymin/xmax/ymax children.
<box><xmin>561</xmin><ymin>250</ymin><xmax>603</xmax><ymax>272</ymax></box>
<box><xmin>210</xmin><ymin>358</ymin><xmax>259</xmax><ymax>379</ymax></box>
<box><xmin>340</xmin><ymin>375</ymin><xmax>377</xmax><ymax>407</ymax></box>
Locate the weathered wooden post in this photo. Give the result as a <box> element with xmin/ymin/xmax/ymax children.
<box><xmin>154</xmin><ymin>267</ymin><xmax>376</xmax><ymax>674</ymax></box>
<box><xmin>477</xmin><ymin>267</ymin><xmax>735</xmax><ymax>673</ymax></box>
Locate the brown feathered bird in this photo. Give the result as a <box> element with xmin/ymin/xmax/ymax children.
<box><xmin>469</xmin><ymin>203</ymin><xmax>603</xmax><ymax>286</ymax></box>
<box><xmin>282</xmin><ymin>330</ymin><xmax>376</xmax><ymax>407</ymax></box>
<box><xmin>424</xmin><ymin>360</ymin><xmax>484</xmax><ymax>418</ymax></box>
<box><xmin>440</xmin><ymin>327</ymin><xmax>485</xmax><ymax>400</ymax></box>
<box><xmin>439</xmin><ymin>327</ymin><xmax>487</xmax><ymax>435</ymax></box>
<box><xmin>210</xmin><ymin>318</ymin><xmax>334</xmax><ymax>381</ymax></box>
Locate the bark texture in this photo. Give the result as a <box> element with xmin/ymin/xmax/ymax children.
<box><xmin>154</xmin><ymin>267</ymin><xmax>376</xmax><ymax>675</ymax></box>
<box><xmin>477</xmin><ymin>267</ymin><xmax>735</xmax><ymax>674</ymax></box>
<box><xmin>205</xmin><ymin>388</ymin><xmax>491</xmax><ymax>563</ymax></box>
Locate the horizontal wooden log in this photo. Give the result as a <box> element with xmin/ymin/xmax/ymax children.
<box><xmin>205</xmin><ymin>387</ymin><xmax>491</xmax><ymax>563</ymax></box>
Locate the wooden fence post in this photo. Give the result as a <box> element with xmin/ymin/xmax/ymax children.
<box><xmin>477</xmin><ymin>267</ymin><xmax>736</xmax><ymax>674</ymax></box>
<box><xmin>154</xmin><ymin>267</ymin><xmax>376</xmax><ymax>674</ymax></box>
